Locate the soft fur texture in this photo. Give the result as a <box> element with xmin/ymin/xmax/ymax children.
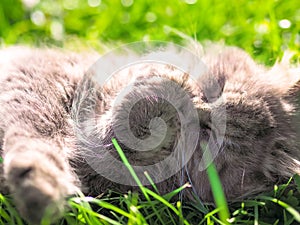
<box><xmin>0</xmin><ymin>45</ymin><xmax>299</xmax><ymax>224</ymax></box>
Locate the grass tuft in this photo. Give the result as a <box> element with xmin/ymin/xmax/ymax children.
<box><xmin>1</xmin><ymin>140</ymin><xmax>300</xmax><ymax>225</ymax></box>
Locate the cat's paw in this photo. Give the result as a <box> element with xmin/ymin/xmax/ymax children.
<box><xmin>3</xmin><ymin>139</ymin><xmax>79</xmax><ymax>224</ymax></box>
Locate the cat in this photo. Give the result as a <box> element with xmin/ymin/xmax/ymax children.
<box><xmin>0</xmin><ymin>44</ymin><xmax>299</xmax><ymax>224</ymax></box>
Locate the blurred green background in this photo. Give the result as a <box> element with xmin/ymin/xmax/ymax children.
<box><xmin>0</xmin><ymin>0</ymin><xmax>299</xmax><ymax>64</ymax></box>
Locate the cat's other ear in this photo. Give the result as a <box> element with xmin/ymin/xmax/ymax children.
<box><xmin>265</xmin><ymin>52</ymin><xmax>300</xmax><ymax>97</ymax></box>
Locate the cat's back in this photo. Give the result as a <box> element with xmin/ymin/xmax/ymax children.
<box><xmin>0</xmin><ymin>47</ymin><xmax>97</xmax><ymax>132</ymax></box>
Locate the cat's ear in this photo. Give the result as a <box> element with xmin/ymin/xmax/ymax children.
<box><xmin>265</xmin><ymin>52</ymin><xmax>300</xmax><ymax>97</ymax></box>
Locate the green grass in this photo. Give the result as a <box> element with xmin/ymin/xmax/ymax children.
<box><xmin>1</xmin><ymin>140</ymin><xmax>300</xmax><ymax>225</ymax></box>
<box><xmin>0</xmin><ymin>0</ymin><xmax>299</xmax><ymax>64</ymax></box>
<box><xmin>199</xmin><ymin>141</ymin><xmax>230</xmax><ymax>224</ymax></box>
<box><xmin>0</xmin><ymin>0</ymin><xmax>300</xmax><ymax>224</ymax></box>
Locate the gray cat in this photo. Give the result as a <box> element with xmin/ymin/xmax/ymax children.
<box><xmin>0</xmin><ymin>45</ymin><xmax>299</xmax><ymax>224</ymax></box>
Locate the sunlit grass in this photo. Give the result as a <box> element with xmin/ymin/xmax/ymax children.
<box><xmin>1</xmin><ymin>142</ymin><xmax>300</xmax><ymax>225</ymax></box>
<box><xmin>1</xmin><ymin>0</ymin><xmax>300</xmax><ymax>64</ymax></box>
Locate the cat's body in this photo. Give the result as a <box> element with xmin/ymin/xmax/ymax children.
<box><xmin>0</xmin><ymin>45</ymin><xmax>300</xmax><ymax>224</ymax></box>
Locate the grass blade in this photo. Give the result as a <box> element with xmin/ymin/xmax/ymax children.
<box><xmin>200</xmin><ymin>142</ymin><xmax>230</xmax><ymax>224</ymax></box>
<box><xmin>257</xmin><ymin>196</ymin><xmax>300</xmax><ymax>222</ymax></box>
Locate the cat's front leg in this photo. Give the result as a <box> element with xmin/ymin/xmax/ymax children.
<box><xmin>3</xmin><ymin>127</ymin><xmax>79</xmax><ymax>224</ymax></box>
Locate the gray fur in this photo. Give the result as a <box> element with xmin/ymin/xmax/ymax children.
<box><xmin>0</xmin><ymin>46</ymin><xmax>300</xmax><ymax>224</ymax></box>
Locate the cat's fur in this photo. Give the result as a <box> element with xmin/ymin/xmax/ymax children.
<box><xmin>0</xmin><ymin>45</ymin><xmax>299</xmax><ymax>224</ymax></box>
